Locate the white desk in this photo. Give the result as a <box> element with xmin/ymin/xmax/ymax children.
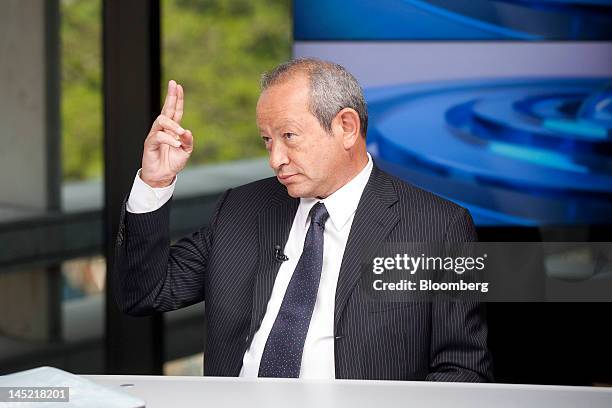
<box><xmin>84</xmin><ymin>375</ymin><xmax>612</xmax><ymax>408</ymax></box>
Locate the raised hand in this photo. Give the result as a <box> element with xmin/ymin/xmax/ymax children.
<box><xmin>141</xmin><ymin>80</ymin><xmax>194</xmax><ymax>188</ymax></box>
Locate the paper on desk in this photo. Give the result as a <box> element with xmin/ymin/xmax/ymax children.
<box><xmin>0</xmin><ymin>366</ymin><xmax>145</xmax><ymax>408</ymax></box>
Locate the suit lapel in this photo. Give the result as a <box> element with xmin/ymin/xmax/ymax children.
<box><xmin>334</xmin><ymin>165</ymin><xmax>399</xmax><ymax>328</ymax></box>
<box><xmin>248</xmin><ymin>188</ymin><xmax>299</xmax><ymax>339</ymax></box>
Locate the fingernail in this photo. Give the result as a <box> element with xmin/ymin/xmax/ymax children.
<box><xmin>177</xmin><ymin>127</ymin><xmax>185</xmax><ymax>134</ymax></box>
<box><xmin>174</xmin><ymin>141</ymin><xmax>181</xmax><ymax>147</ymax></box>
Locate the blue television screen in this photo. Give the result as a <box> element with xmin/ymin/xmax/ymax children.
<box><xmin>294</xmin><ymin>1</ymin><xmax>612</xmax><ymax>226</ymax></box>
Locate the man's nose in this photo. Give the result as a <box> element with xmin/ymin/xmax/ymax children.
<box><xmin>268</xmin><ymin>141</ymin><xmax>289</xmax><ymax>170</ymax></box>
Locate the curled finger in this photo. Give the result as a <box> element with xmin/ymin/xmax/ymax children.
<box><xmin>147</xmin><ymin>130</ymin><xmax>182</xmax><ymax>149</ymax></box>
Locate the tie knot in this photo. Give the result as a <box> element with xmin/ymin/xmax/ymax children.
<box><xmin>309</xmin><ymin>202</ymin><xmax>329</xmax><ymax>227</ymax></box>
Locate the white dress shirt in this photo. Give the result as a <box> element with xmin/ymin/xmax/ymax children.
<box><xmin>126</xmin><ymin>169</ymin><xmax>177</xmax><ymax>214</ymax></box>
<box><xmin>126</xmin><ymin>154</ymin><xmax>373</xmax><ymax>379</ymax></box>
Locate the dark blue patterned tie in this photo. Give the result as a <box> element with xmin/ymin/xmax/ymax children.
<box><xmin>258</xmin><ymin>202</ymin><xmax>329</xmax><ymax>378</ymax></box>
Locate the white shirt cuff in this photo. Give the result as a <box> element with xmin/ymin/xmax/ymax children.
<box><xmin>126</xmin><ymin>169</ymin><xmax>177</xmax><ymax>213</ymax></box>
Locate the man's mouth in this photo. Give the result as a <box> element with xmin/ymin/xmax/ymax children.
<box><xmin>277</xmin><ymin>174</ymin><xmax>298</xmax><ymax>182</ymax></box>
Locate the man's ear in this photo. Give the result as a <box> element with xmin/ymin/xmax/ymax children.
<box><xmin>333</xmin><ymin>108</ymin><xmax>361</xmax><ymax>149</ymax></box>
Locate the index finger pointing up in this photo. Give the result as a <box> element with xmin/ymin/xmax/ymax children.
<box><xmin>161</xmin><ymin>80</ymin><xmax>178</xmax><ymax>118</ymax></box>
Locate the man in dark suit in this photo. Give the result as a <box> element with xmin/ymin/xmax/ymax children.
<box><xmin>115</xmin><ymin>58</ymin><xmax>492</xmax><ymax>381</ymax></box>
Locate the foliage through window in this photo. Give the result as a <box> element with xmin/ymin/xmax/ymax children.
<box><xmin>60</xmin><ymin>0</ymin><xmax>291</xmax><ymax>181</ymax></box>
<box><xmin>162</xmin><ymin>0</ymin><xmax>291</xmax><ymax>167</ymax></box>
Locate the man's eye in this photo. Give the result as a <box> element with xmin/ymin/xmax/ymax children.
<box><xmin>261</xmin><ymin>136</ymin><xmax>271</xmax><ymax>144</ymax></box>
<box><xmin>284</xmin><ymin>133</ymin><xmax>296</xmax><ymax>140</ymax></box>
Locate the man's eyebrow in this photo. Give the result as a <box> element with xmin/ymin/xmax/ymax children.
<box><xmin>257</xmin><ymin>119</ymin><xmax>303</xmax><ymax>134</ymax></box>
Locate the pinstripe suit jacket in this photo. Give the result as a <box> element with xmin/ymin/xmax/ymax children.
<box><xmin>115</xmin><ymin>164</ymin><xmax>493</xmax><ymax>381</ymax></box>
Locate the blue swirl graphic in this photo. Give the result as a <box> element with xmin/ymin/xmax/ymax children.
<box><xmin>365</xmin><ymin>79</ymin><xmax>612</xmax><ymax>226</ymax></box>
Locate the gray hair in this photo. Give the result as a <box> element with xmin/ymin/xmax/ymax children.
<box><xmin>261</xmin><ymin>57</ymin><xmax>368</xmax><ymax>138</ymax></box>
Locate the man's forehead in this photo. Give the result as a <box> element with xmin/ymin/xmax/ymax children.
<box><xmin>256</xmin><ymin>75</ymin><xmax>311</xmax><ymax>130</ymax></box>
<box><xmin>257</xmin><ymin>117</ymin><xmax>304</xmax><ymax>132</ymax></box>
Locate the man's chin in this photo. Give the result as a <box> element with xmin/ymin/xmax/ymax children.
<box><xmin>285</xmin><ymin>184</ymin><xmax>311</xmax><ymax>198</ymax></box>
<box><xmin>285</xmin><ymin>186</ymin><xmax>304</xmax><ymax>198</ymax></box>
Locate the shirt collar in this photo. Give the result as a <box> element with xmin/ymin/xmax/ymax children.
<box><xmin>296</xmin><ymin>153</ymin><xmax>373</xmax><ymax>232</ymax></box>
